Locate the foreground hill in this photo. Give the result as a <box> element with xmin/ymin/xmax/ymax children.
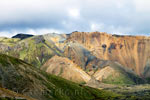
<box><xmin>0</xmin><ymin>54</ymin><xmax>133</xmax><ymax>100</ymax></box>
<box><xmin>0</xmin><ymin>87</ymin><xmax>35</xmax><ymax>100</ymax></box>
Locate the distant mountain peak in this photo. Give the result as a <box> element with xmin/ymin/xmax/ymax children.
<box><xmin>12</xmin><ymin>33</ymin><xmax>34</xmax><ymax>40</ymax></box>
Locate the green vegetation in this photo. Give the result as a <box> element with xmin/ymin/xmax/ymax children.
<box><xmin>84</xmin><ymin>86</ymin><xmax>126</xmax><ymax>100</ymax></box>
<box><xmin>0</xmin><ymin>54</ymin><xmax>137</xmax><ymax>100</ymax></box>
<box><xmin>101</xmin><ymin>62</ymin><xmax>145</xmax><ymax>85</ymax></box>
<box><xmin>41</xmin><ymin>71</ymin><xmax>127</xmax><ymax>100</ymax></box>
<box><xmin>102</xmin><ymin>73</ymin><xmax>135</xmax><ymax>85</ymax></box>
<box><xmin>0</xmin><ymin>37</ymin><xmax>20</xmax><ymax>46</ymax></box>
<box><xmin>0</xmin><ymin>35</ymin><xmax>63</xmax><ymax>68</ymax></box>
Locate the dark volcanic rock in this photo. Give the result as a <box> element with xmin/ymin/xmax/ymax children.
<box><xmin>12</xmin><ymin>33</ymin><xmax>34</xmax><ymax>40</ymax></box>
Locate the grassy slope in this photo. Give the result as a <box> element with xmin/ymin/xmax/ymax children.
<box><xmin>101</xmin><ymin>62</ymin><xmax>144</xmax><ymax>85</ymax></box>
<box><xmin>0</xmin><ymin>37</ymin><xmax>20</xmax><ymax>46</ymax></box>
<box><xmin>0</xmin><ymin>54</ymin><xmax>136</xmax><ymax>100</ymax></box>
<box><xmin>17</xmin><ymin>36</ymin><xmax>61</xmax><ymax>68</ymax></box>
<box><xmin>0</xmin><ymin>36</ymin><xmax>63</xmax><ymax>68</ymax></box>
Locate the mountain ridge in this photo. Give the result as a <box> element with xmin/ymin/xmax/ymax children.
<box><xmin>12</xmin><ymin>33</ymin><xmax>34</xmax><ymax>40</ymax></box>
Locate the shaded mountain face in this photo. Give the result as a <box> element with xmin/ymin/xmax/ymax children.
<box><xmin>12</xmin><ymin>34</ymin><xmax>34</xmax><ymax>40</ymax></box>
<box><xmin>67</xmin><ymin>32</ymin><xmax>150</xmax><ymax>79</ymax></box>
<box><xmin>64</xmin><ymin>43</ymin><xmax>100</xmax><ymax>71</ymax></box>
<box><xmin>63</xmin><ymin>42</ymin><xmax>107</xmax><ymax>74</ymax></box>
<box><xmin>0</xmin><ymin>54</ymin><xmax>130</xmax><ymax>100</ymax></box>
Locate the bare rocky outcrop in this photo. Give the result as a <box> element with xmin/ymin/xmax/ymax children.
<box><xmin>67</xmin><ymin>32</ymin><xmax>150</xmax><ymax>79</ymax></box>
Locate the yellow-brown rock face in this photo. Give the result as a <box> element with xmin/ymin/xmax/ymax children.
<box><xmin>41</xmin><ymin>55</ymin><xmax>91</xmax><ymax>83</ymax></box>
<box><xmin>67</xmin><ymin>32</ymin><xmax>150</xmax><ymax>77</ymax></box>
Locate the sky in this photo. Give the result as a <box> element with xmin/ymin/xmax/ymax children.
<box><xmin>0</xmin><ymin>0</ymin><xmax>150</xmax><ymax>37</ymax></box>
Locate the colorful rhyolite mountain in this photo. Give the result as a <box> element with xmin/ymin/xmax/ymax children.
<box><xmin>0</xmin><ymin>32</ymin><xmax>150</xmax><ymax>83</ymax></box>
<box><xmin>67</xmin><ymin>32</ymin><xmax>150</xmax><ymax>79</ymax></box>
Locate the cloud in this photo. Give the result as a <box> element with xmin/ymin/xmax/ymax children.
<box><xmin>134</xmin><ymin>0</ymin><xmax>150</xmax><ymax>13</ymax></box>
<box><xmin>90</xmin><ymin>23</ymin><xmax>104</xmax><ymax>31</ymax></box>
<box><xmin>0</xmin><ymin>31</ymin><xmax>16</xmax><ymax>38</ymax></box>
<box><xmin>68</xmin><ymin>8</ymin><xmax>80</xmax><ymax>19</ymax></box>
<box><xmin>0</xmin><ymin>0</ymin><xmax>150</xmax><ymax>36</ymax></box>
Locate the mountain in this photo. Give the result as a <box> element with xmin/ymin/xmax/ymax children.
<box><xmin>0</xmin><ymin>34</ymin><xmax>64</xmax><ymax>68</ymax></box>
<box><xmin>0</xmin><ymin>54</ymin><xmax>130</xmax><ymax>100</ymax></box>
<box><xmin>12</xmin><ymin>33</ymin><xmax>34</xmax><ymax>40</ymax></box>
<box><xmin>41</xmin><ymin>55</ymin><xmax>91</xmax><ymax>83</ymax></box>
<box><xmin>0</xmin><ymin>32</ymin><xmax>147</xmax><ymax>84</ymax></box>
<box><xmin>62</xmin><ymin>41</ymin><xmax>143</xmax><ymax>84</ymax></box>
<box><xmin>67</xmin><ymin>32</ymin><xmax>150</xmax><ymax>80</ymax></box>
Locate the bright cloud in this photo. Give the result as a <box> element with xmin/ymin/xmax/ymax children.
<box><xmin>68</xmin><ymin>8</ymin><xmax>80</xmax><ymax>19</ymax></box>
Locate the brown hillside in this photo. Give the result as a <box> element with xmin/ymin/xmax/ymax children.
<box><xmin>41</xmin><ymin>55</ymin><xmax>91</xmax><ymax>83</ymax></box>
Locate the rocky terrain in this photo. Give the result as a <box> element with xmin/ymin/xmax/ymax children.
<box><xmin>67</xmin><ymin>32</ymin><xmax>150</xmax><ymax>80</ymax></box>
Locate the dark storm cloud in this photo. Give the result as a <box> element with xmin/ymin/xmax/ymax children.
<box><xmin>0</xmin><ymin>0</ymin><xmax>150</xmax><ymax>37</ymax></box>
